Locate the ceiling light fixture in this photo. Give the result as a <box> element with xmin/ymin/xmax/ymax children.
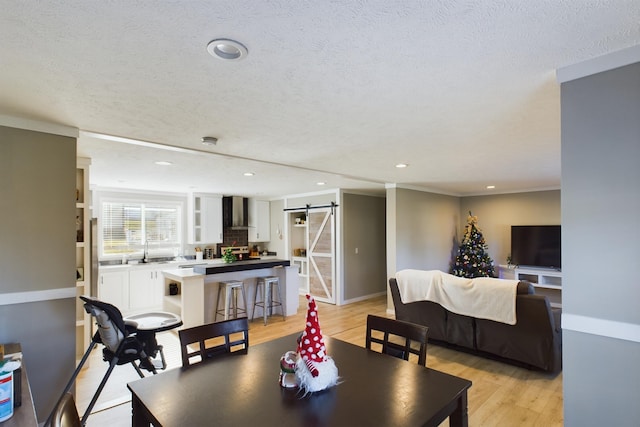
<box><xmin>395</xmin><ymin>163</ymin><xmax>408</xmax><ymax>168</ymax></box>
<box><xmin>207</xmin><ymin>39</ymin><xmax>248</xmax><ymax>61</ymax></box>
<box><xmin>243</xmin><ymin>172</ymin><xmax>255</xmax><ymax>176</ymax></box>
<box><xmin>486</xmin><ymin>185</ymin><xmax>496</xmax><ymax>189</ymax></box>
<box><xmin>155</xmin><ymin>161</ymin><xmax>172</xmax><ymax>166</ymax></box>
<box><xmin>317</xmin><ymin>182</ymin><xmax>326</xmax><ymax>186</ymax></box>
<box><xmin>201</xmin><ymin>136</ymin><xmax>218</xmax><ymax>146</ymax></box>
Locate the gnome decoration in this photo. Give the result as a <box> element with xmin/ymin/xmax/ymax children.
<box><xmin>295</xmin><ymin>294</ymin><xmax>339</xmax><ymax>393</ymax></box>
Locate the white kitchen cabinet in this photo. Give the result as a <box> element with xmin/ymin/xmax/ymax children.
<box><xmin>129</xmin><ymin>268</ymin><xmax>163</xmax><ymax>312</ymax></box>
<box><xmin>98</xmin><ymin>270</ymin><xmax>129</xmax><ymax>310</ymax></box>
<box><xmin>99</xmin><ymin>266</ymin><xmax>164</xmax><ymax>315</ymax></box>
<box><xmin>188</xmin><ymin>193</ymin><xmax>223</xmax><ymax>244</ymax></box>
<box><xmin>248</xmin><ymin>199</ymin><xmax>270</xmax><ymax>242</ymax></box>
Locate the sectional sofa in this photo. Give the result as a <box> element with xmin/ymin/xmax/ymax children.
<box><xmin>389</xmin><ymin>276</ymin><xmax>562</xmax><ymax>373</ymax></box>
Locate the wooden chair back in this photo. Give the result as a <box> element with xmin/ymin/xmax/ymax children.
<box><xmin>51</xmin><ymin>393</ymin><xmax>81</xmax><ymax>427</ymax></box>
<box><xmin>365</xmin><ymin>314</ymin><xmax>429</xmax><ymax>366</ymax></box>
<box><xmin>179</xmin><ymin>318</ymin><xmax>249</xmax><ymax>368</ymax></box>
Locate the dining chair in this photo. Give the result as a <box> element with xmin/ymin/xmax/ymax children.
<box><xmin>179</xmin><ymin>317</ymin><xmax>250</xmax><ymax>367</ymax></box>
<box><xmin>365</xmin><ymin>314</ymin><xmax>429</xmax><ymax>366</ymax></box>
<box><xmin>50</xmin><ymin>392</ymin><xmax>81</xmax><ymax>427</ymax></box>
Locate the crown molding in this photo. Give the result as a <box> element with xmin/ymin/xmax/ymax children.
<box><xmin>0</xmin><ymin>114</ymin><xmax>78</xmax><ymax>138</ymax></box>
<box><xmin>556</xmin><ymin>44</ymin><xmax>640</xmax><ymax>83</ymax></box>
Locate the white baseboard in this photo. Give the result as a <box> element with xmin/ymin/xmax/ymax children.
<box><xmin>0</xmin><ymin>287</ymin><xmax>76</xmax><ymax>306</ymax></box>
<box><xmin>562</xmin><ymin>313</ymin><xmax>640</xmax><ymax>343</ymax></box>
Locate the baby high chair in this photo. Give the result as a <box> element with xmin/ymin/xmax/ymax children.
<box><xmin>45</xmin><ymin>295</ymin><xmax>182</xmax><ymax>426</ymax></box>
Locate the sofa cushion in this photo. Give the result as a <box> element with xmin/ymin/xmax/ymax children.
<box><xmin>446</xmin><ymin>312</ymin><xmax>475</xmax><ymax>348</ymax></box>
<box><xmin>517</xmin><ymin>281</ymin><xmax>535</xmax><ymax>295</ymax></box>
<box><xmin>398</xmin><ymin>300</ymin><xmax>448</xmax><ymax>342</ymax></box>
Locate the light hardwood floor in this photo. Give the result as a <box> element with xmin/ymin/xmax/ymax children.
<box><xmin>76</xmin><ymin>295</ymin><xmax>563</xmax><ymax>426</ymax></box>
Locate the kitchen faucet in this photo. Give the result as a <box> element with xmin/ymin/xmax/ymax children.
<box><xmin>143</xmin><ymin>240</ymin><xmax>149</xmax><ymax>263</ymax></box>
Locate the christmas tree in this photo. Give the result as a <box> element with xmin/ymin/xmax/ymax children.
<box><xmin>450</xmin><ymin>211</ymin><xmax>495</xmax><ymax>278</ymax></box>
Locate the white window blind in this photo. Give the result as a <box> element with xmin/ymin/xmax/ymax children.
<box><xmin>101</xmin><ymin>200</ymin><xmax>182</xmax><ymax>257</ymax></box>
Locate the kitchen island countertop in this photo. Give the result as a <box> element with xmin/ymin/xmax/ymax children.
<box><xmin>192</xmin><ymin>258</ymin><xmax>290</xmax><ymax>275</ymax></box>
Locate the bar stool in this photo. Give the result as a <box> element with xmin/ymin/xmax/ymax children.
<box><xmin>214</xmin><ymin>280</ymin><xmax>248</xmax><ymax>321</ymax></box>
<box><xmin>252</xmin><ymin>276</ymin><xmax>285</xmax><ymax>325</ymax></box>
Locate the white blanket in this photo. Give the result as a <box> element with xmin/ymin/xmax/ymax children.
<box><xmin>395</xmin><ymin>269</ymin><xmax>519</xmax><ymax>325</ymax></box>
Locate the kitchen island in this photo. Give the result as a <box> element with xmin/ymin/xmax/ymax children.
<box><xmin>162</xmin><ymin>259</ymin><xmax>298</xmax><ymax>329</ymax></box>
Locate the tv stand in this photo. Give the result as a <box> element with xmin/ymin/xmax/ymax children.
<box><xmin>498</xmin><ymin>265</ymin><xmax>562</xmax><ymax>308</ymax></box>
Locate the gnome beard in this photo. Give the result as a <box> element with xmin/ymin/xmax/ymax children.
<box><xmin>296</xmin><ymin>355</ymin><xmax>338</xmax><ymax>394</ymax></box>
<box><xmin>295</xmin><ymin>295</ymin><xmax>339</xmax><ymax>393</ymax></box>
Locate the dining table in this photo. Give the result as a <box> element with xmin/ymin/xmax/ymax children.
<box><xmin>128</xmin><ymin>333</ymin><xmax>472</xmax><ymax>426</ymax></box>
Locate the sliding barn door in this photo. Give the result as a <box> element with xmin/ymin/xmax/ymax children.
<box><xmin>307</xmin><ymin>208</ymin><xmax>336</xmax><ymax>304</ymax></box>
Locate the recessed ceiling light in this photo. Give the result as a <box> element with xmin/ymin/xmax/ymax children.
<box><xmin>155</xmin><ymin>161</ymin><xmax>172</xmax><ymax>166</ymax></box>
<box><xmin>395</xmin><ymin>163</ymin><xmax>408</xmax><ymax>168</ymax></box>
<box><xmin>201</xmin><ymin>136</ymin><xmax>218</xmax><ymax>146</ymax></box>
<box><xmin>486</xmin><ymin>185</ymin><xmax>496</xmax><ymax>189</ymax></box>
<box><xmin>243</xmin><ymin>172</ymin><xmax>255</xmax><ymax>176</ymax></box>
<box><xmin>317</xmin><ymin>182</ymin><xmax>326</xmax><ymax>186</ymax></box>
<box><xmin>207</xmin><ymin>39</ymin><xmax>248</xmax><ymax>61</ymax></box>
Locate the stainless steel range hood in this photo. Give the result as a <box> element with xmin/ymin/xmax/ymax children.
<box><xmin>223</xmin><ymin>196</ymin><xmax>249</xmax><ymax>229</ymax></box>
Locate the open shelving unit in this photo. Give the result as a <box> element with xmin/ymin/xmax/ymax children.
<box><xmin>498</xmin><ymin>265</ymin><xmax>562</xmax><ymax>308</ymax></box>
<box><xmin>75</xmin><ymin>157</ymin><xmax>91</xmax><ymax>361</ymax></box>
<box><xmin>288</xmin><ymin>213</ymin><xmax>309</xmax><ymax>293</ymax></box>
<box><xmin>291</xmin><ymin>256</ymin><xmax>308</xmax><ymax>278</ymax></box>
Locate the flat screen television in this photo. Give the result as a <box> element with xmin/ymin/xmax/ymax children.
<box><xmin>510</xmin><ymin>225</ymin><xmax>561</xmax><ymax>270</ymax></box>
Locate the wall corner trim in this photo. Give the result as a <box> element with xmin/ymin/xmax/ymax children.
<box><xmin>0</xmin><ymin>287</ymin><xmax>77</xmax><ymax>306</ymax></box>
<box><xmin>562</xmin><ymin>313</ymin><xmax>640</xmax><ymax>343</ymax></box>
<box><xmin>556</xmin><ymin>44</ymin><xmax>640</xmax><ymax>83</ymax></box>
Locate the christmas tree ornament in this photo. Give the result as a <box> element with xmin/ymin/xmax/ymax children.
<box><xmin>279</xmin><ymin>351</ymin><xmax>298</xmax><ymax>388</ymax></box>
<box><xmin>295</xmin><ymin>294</ymin><xmax>339</xmax><ymax>393</ymax></box>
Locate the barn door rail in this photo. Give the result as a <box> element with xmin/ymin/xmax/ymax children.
<box><xmin>283</xmin><ymin>202</ymin><xmax>339</xmax><ymax>216</ymax></box>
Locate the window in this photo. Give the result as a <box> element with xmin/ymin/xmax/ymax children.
<box><xmin>101</xmin><ymin>199</ymin><xmax>182</xmax><ymax>258</ymax></box>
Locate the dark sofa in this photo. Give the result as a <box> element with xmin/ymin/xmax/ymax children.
<box><xmin>389</xmin><ymin>277</ymin><xmax>562</xmax><ymax>373</ymax></box>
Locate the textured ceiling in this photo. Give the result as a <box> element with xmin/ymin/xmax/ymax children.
<box><xmin>1</xmin><ymin>1</ymin><xmax>638</xmax><ymax>197</ymax></box>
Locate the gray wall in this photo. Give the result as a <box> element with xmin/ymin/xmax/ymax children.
<box><xmin>0</xmin><ymin>125</ymin><xmax>77</xmax><ymax>422</ymax></box>
<box><xmin>342</xmin><ymin>193</ymin><xmax>386</xmax><ymax>301</ymax></box>
<box><xmin>460</xmin><ymin>190</ymin><xmax>561</xmax><ymax>267</ymax></box>
<box><xmin>388</xmin><ymin>187</ymin><xmax>460</xmax><ymax>273</ymax></box>
<box><xmin>561</xmin><ymin>61</ymin><xmax>640</xmax><ymax>426</ymax></box>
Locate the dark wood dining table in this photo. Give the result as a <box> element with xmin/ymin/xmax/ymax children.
<box><xmin>127</xmin><ymin>333</ymin><xmax>472</xmax><ymax>426</ymax></box>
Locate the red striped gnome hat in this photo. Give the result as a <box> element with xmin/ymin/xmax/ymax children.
<box><xmin>297</xmin><ymin>294</ymin><xmax>327</xmax><ymax>377</ymax></box>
